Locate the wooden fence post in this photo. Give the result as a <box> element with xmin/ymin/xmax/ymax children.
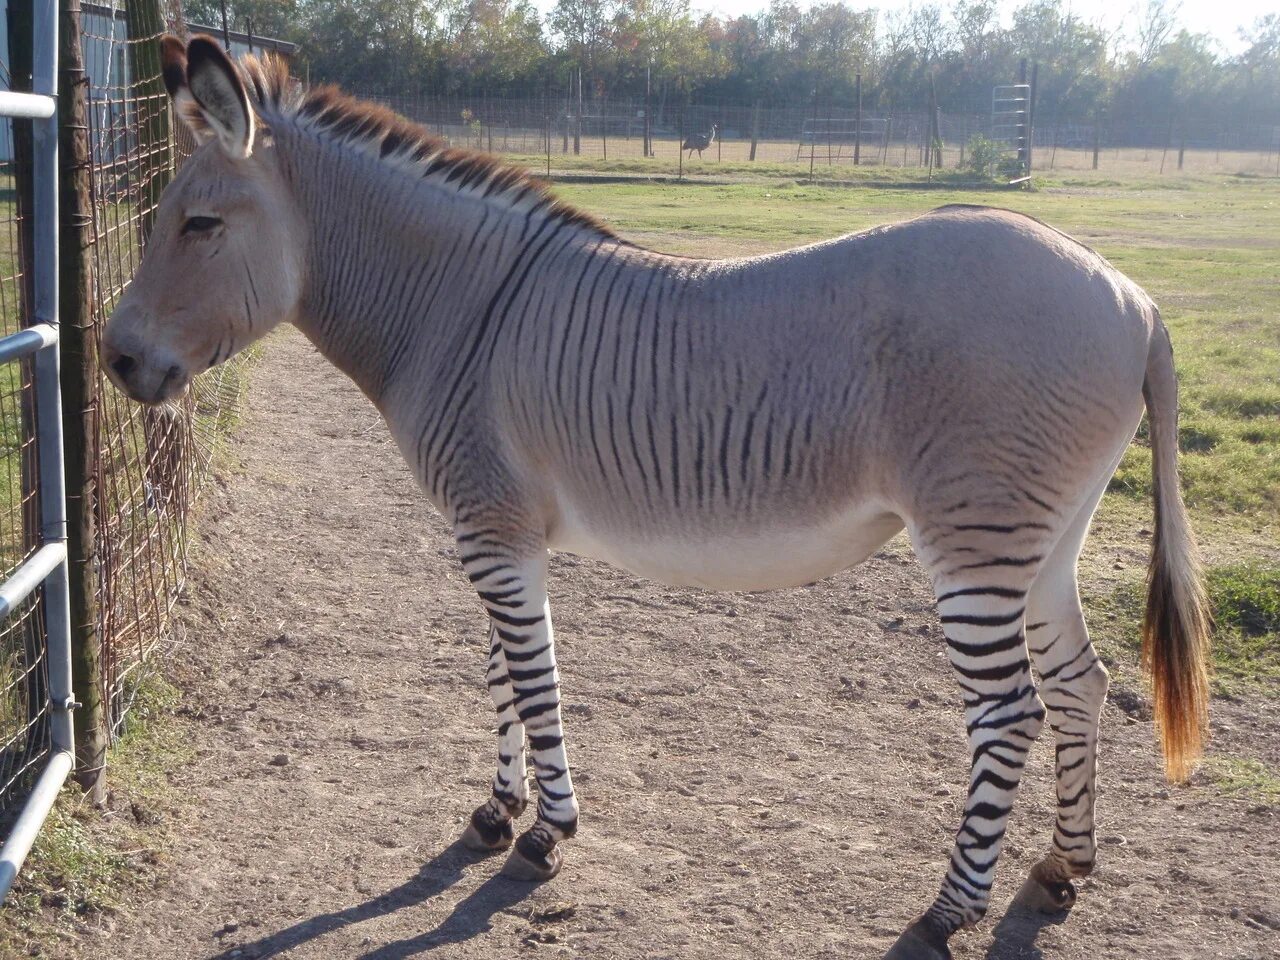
<box><xmin>854</xmin><ymin>74</ymin><xmax>861</xmax><ymax>166</ymax></box>
<box><xmin>59</xmin><ymin>0</ymin><xmax>107</xmax><ymax>802</ymax></box>
<box><xmin>749</xmin><ymin>99</ymin><xmax>760</xmax><ymax>161</ymax></box>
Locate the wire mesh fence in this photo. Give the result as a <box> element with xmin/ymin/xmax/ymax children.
<box><xmin>81</xmin><ymin>8</ymin><xmax>249</xmax><ymax>743</ymax></box>
<box><xmin>0</xmin><ymin>0</ymin><xmax>249</xmax><ymax>827</ymax></box>
<box><xmin>354</xmin><ymin>89</ymin><xmax>1280</xmax><ymax>181</ymax></box>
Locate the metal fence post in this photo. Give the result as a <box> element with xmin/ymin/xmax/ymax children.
<box><xmin>0</xmin><ymin>0</ymin><xmax>79</xmax><ymax>902</ymax></box>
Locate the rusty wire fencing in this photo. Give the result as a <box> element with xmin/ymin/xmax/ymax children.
<box><xmin>0</xmin><ymin>0</ymin><xmax>250</xmax><ymax>826</ymax></box>
<box><xmin>81</xmin><ymin>7</ymin><xmax>250</xmax><ymax>745</ymax></box>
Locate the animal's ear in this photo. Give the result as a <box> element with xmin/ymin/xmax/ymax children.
<box><xmin>161</xmin><ymin>34</ymin><xmax>214</xmax><ymax>145</ymax></box>
<box><xmin>177</xmin><ymin>35</ymin><xmax>255</xmax><ymax>158</ymax></box>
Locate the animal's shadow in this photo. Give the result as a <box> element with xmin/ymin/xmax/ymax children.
<box><xmin>980</xmin><ymin>902</ymin><xmax>1070</xmax><ymax>960</ymax></box>
<box><xmin>206</xmin><ymin>839</ymin><xmax>1068</xmax><ymax>959</ymax></box>
<box><xmin>207</xmin><ymin>840</ymin><xmax>541</xmax><ymax>960</ymax></box>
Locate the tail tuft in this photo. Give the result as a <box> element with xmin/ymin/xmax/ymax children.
<box><xmin>1141</xmin><ymin>316</ymin><xmax>1211</xmax><ymax>783</ymax></box>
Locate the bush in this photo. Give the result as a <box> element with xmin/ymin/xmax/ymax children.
<box><xmin>965</xmin><ymin>134</ymin><xmax>1027</xmax><ymax>181</ymax></box>
<box><xmin>965</xmin><ymin>134</ymin><xmax>1000</xmax><ymax>177</ymax></box>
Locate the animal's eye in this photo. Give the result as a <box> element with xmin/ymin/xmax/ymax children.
<box><xmin>181</xmin><ymin>215</ymin><xmax>223</xmax><ymax>235</ymax></box>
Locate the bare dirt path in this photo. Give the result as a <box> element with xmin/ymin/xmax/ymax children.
<box><xmin>77</xmin><ymin>328</ymin><xmax>1278</xmax><ymax>960</ymax></box>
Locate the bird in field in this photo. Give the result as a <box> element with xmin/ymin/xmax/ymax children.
<box><xmin>683</xmin><ymin>123</ymin><xmax>717</xmax><ymax>158</ymax></box>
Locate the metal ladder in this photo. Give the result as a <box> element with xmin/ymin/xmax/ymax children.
<box><xmin>0</xmin><ymin>0</ymin><xmax>78</xmax><ymax>902</ymax></box>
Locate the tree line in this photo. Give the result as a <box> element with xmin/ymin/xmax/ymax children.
<box><xmin>186</xmin><ymin>0</ymin><xmax>1280</xmax><ymax>127</ymax></box>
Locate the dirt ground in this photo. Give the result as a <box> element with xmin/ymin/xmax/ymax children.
<box><xmin>72</xmin><ymin>328</ymin><xmax>1278</xmax><ymax>960</ymax></box>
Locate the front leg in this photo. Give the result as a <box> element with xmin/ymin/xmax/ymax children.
<box><xmin>459</xmin><ymin>542</ymin><xmax>578</xmax><ymax>880</ymax></box>
<box><xmin>461</xmin><ymin>624</ymin><xmax>529</xmax><ymax>853</ymax></box>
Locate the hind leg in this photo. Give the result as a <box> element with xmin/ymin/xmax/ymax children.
<box><xmin>1014</xmin><ymin>487</ymin><xmax>1111</xmax><ymax>913</ymax></box>
<box><xmin>887</xmin><ymin>526</ymin><xmax>1052</xmax><ymax>958</ymax></box>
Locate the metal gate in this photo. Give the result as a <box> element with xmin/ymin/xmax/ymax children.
<box><xmin>991</xmin><ymin>83</ymin><xmax>1032</xmax><ymax>180</ymax></box>
<box><xmin>0</xmin><ymin>0</ymin><xmax>78</xmax><ymax>901</ymax></box>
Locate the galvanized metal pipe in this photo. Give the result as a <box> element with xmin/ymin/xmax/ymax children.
<box><xmin>0</xmin><ymin>543</ymin><xmax>68</xmax><ymax>619</ymax></box>
<box><xmin>32</xmin><ymin>0</ymin><xmax>76</xmax><ymax>764</ymax></box>
<box><xmin>0</xmin><ymin>751</ymin><xmax>74</xmax><ymax>900</ymax></box>
<box><xmin>0</xmin><ymin>324</ymin><xmax>58</xmax><ymax>365</ymax></box>
<box><xmin>0</xmin><ymin>91</ymin><xmax>57</xmax><ymax>120</ymax></box>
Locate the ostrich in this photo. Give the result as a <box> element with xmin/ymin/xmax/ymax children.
<box><xmin>682</xmin><ymin>123</ymin><xmax>718</xmax><ymax>159</ymax></box>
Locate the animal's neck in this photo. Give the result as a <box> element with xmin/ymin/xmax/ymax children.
<box><xmin>274</xmin><ymin>127</ymin><xmax>610</xmax><ymax>407</ymax></box>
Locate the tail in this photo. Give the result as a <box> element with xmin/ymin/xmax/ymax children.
<box><xmin>1140</xmin><ymin>313</ymin><xmax>1211</xmax><ymax>782</ymax></box>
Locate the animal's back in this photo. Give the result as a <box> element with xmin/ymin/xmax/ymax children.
<box><xmin>487</xmin><ymin>206</ymin><xmax>1154</xmax><ymax>581</ymax></box>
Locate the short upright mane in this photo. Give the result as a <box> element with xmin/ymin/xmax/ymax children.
<box><xmin>236</xmin><ymin>51</ymin><xmax>615</xmax><ymax>238</ymax></box>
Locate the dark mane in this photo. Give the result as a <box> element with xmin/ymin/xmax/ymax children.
<box><xmin>238</xmin><ymin>51</ymin><xmax>615</xmax><ymax>238</ymax></box>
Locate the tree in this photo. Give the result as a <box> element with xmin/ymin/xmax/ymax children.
<box><xmin>616</xmin><ymin>0</ymin><xmax>708</xmax><ymax>80</ymax></box>
<box><xmin>549</xmin><ymin>0</ymin><xmax>618</xmax><ymax>79</ymax></box>
<box><xmin>183</xmin><ymin>0</ymin><xmax>298</xmax><ymax>40</ymax></box>
<box><xmin>445</xmin><ymin>0</ymin><xmax>547</xmax><ymax>92</ymax></box>
<box><xmin>1134</xmin><ymin>0</ymin><xmax>1181</xmax><ymax>64</ymax></box>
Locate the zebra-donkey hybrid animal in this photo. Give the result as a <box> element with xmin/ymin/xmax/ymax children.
<box><xmin>102</xmin><ymin>37</ymin><xmax>1210</xmax><ymax>960</ymax></box>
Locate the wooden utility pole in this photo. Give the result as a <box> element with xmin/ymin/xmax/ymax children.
<box><xmin>59</xmin><ymin>0</ymin><xmax>107</xmax><ymax>802</ymax></box>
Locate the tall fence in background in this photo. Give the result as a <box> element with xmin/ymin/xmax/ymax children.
<box><xmin>0</xmin><ymin>0</ymin><xmax>248</xmax><ymax>867</ymax></box>
<box><xmin>352</xmin><ymin>87</ymin><xmax>1280</xmax><ymax>181</ymax></box>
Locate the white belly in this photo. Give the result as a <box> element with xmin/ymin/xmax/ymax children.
<box><xmin>548</xmin><ymin>501</ymin><xmax>905</xmax><ymax>591</ymax></box>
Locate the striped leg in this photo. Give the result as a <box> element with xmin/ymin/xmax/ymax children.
<box><xmin>1015</xmin><ymin>501</ymin><xmax>1110</xmax><ymax>912</ymax></box>
<box><xmin>461</xmin><ymin>624</ymin><xmax>529</xmax><ymax>852</ymax></box>
<box><xmin>888</xmin><ymin>557</ymin><xmax>1046</xmax><ymax>959</ymax></box>
<box><xmin>458</xmin><ymin>543</ymin><xmax>579</xmax><ymax>880</ymax></box>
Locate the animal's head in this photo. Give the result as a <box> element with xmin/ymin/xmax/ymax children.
<box><xmin>102</xmin><ymin>35</ymin><xmax>304</xmax><ymax>404</ymax></box>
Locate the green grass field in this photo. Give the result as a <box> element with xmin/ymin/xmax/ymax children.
<box><xmin>542</xmin><ymin>166</ymin><xmax>1280</xmax><ymax>691</ymax></box>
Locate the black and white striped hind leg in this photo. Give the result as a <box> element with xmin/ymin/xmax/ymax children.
<box><xmin>886</xmin><ymin>528</ymin><xmax>1050</xmax><ymax>959</ymax></box>
<box><xmin>457</xmin><ymin>538</ymin><xmax>579</xmax><ymax>881</ymax></box>
<box><xmin>1013</xmin><ymin>491</ymin><xmax>1111</xmax><ymax>914</ymax></box>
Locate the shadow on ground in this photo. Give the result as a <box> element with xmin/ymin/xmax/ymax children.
<box><xmin>981</xmin><ymin>904</ymin><xmax>1070</xmax><ymax>960</ymax></box>
<box><xmin>207</xmin><ymin>841</ymin><xmax>542</xmax><ymax>960</ymax></box>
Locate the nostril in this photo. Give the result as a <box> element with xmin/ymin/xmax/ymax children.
<box><xmin>111</xmin><ymin>353</ymin><xmax>136</xmax><ymax>380</ymax></box>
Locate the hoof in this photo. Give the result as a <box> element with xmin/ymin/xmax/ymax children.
<box><xmin>501</xmin><ymin>834</ymin><xmax>563</xmax><ymax>882</ymax></box>
<box><xmin>461</xmin><ymin>817</ymin><xmax>514</xmax><ymax>853</ymax></box>
<box><xmin>883</xmin><ymin>916</ymin><xmax>952</xmax><ymax>960</ymax></box>
<box><xmin>1012</xmin><ymin>870</ymin><xmax>1078</xmax><ymax>914</ymax></box>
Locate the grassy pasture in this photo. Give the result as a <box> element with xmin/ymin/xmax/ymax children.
<box><xmin>544</xmin><ymin>168</ymin><xmax>1280</xmax><ymax>690</ymax></box>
